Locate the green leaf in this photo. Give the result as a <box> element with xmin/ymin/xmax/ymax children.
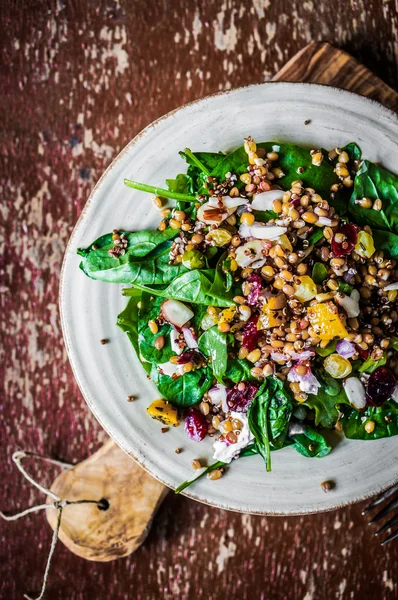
<box><xmin>137</xmin><ymin>293</ymin><xmax>173</xmax><ymax>364</ymax></box>
<box><xmin>312</xmin><ymin>262</ymin><xmax>328</xmax><ymax>284</ymax></box>
<box><xmin>307</xmin><ymin>228</ymin><xmax>325</xmax><ymax>245</ymax></box>
<box><xmin>78</xmin><ymin>229</ymin><xmax>188</xmax><ymax>285</ymax></box>
<box><xmin>175</xmin><ymin>460</ymin><xmax>226</xmax><ymax>494</ymax></box>
<box><xmin>338</xmin><ymin>281</ymin><xmax>354</xmax><ymax>294</ymax></box>
<box><xmin>349</xmin><ymin>160</ymin><xmax>398</xmax><ymax>234</ymax></box>
<box><xmin>150</xmin><ymin>363</ymin><xmax>214</xmax><ymax>407</ymax></box>
<box><xmin>372</xmin><ymin>229</ymin><xmax>398</xmax><ymax>259</ymax></box>
<box><xmin>340</xmin><ymin>401</ymin><xmax>398</xmax><ymax>440</ymax></box>
<box><xmin>358</xmin><ymin>353</ymin><xmax>387</xmax><ymax>373</ymax></box>
<box><xmin>210</xmin><ymin>142</ymin><xmax>347</xmax><ymax>212</ymax></box>
<box><xmin>198</xmin><ymin>327</ymin><xmax>228</xmax><ymax>383</ymax></box>
<box><xmin>116</xmin><ymin>292</ymin><xmax>151</xmax><ymax>374</ymax></box>
<box><xmin>304</xmin><ymin>375</ymin><xmax>349</xmax><ymax>429</ymax></box>
<box><xmin>124</xmin><ymin>179</ymin><xmax>196</xmax><ymax>203</ymax></box>
<box><xmin>239</xmin><ymin>443</ymin><xmax>258</xmax><ymax>457</ymax></box>
<box><xmin>390</xmin><ymin>337</ymin><xmax>398</xmax><ymax>351</ymax></box>
<box><xmin>179</xmin><ymin>150</ymin><xmax>225</xmax><ymax>173</ymax></box>
<box><xmin>343</xmin><ymin>142</ymin><xmax>362</xmax><ymax>162</ymax></box>
<box><xmin>207</xmin><ymin>252</ymin><xmax>238</xmax><ymax>305</ymax></box>
<box><xmin>315</xmin><ymin>340</ymin><xmax>337</xmax><ymax>357</ymax></box>
<box><xmin>166</xmin><ymin>173</ymin><xmax>193</xmax><ymax>195</ymax></box>
<box><xmin>127</xmin><ymin>269</ymin><xmax>234</xmax><ymax>306</ymax></box>
<box><xmin>248</xmin><ymin>376</ymin><xmax>293</xmax><ymax>471</ymax></box>
<box><xmin>248</xmin><ymin>380</ymin><xmax>271</xmax><ymax>471</ymax></box>
<box><xmin>290</xmin><ymin>425</ymin><xmax>332</xmax><ymax>458</ymax></box>
<box><xmin>252</xmin><ymin>209</ymin><xmax>278</xmax><ymax>223</ymax></box>
<box><xmin>224</xmin><ymin>358</ymin><xmax>257</xmax><ymax>382</ymax></box>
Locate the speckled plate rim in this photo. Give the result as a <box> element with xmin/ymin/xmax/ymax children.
<box><xmin>60</xmin><ymin>81</ymin><xmax>398</xmax><ymax>515</ymax></box>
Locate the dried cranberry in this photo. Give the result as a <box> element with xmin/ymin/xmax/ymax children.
<box><xmin>246</xmin><ymin>274</ymin><xmax>263</xmax><ymax>306</ymax></box>
<box><xmin>356</xmin><ymin>346</ymin><xmax>370</xmax><ymax>361</ymax></box>
<box><xmin>242</xmin><ymin>314</ymin><xmax>259</xmax><ymax>352</ymax></box>
<box><xmin>366</xmin><ymin>366</ymin><xmax>396</xmax><ymax>407</ymax></box>
<box><xmin>226</xmin><ymin>382</ymin><xmax>259</xmax><ymax>412</ymax></box>
<box><xmin>331</xmin><ymin>224</ymin><xmax>358</xmax><ymax>257</ymax></box>
<box><xmin>177</xmin><ymin>350</ymin><xmax>200</xmax><ymax>365</ymax></box>
<box><xmin>184</xmin><ymin>408</ymin><xmax>208</xmax><ymax>441</ymax></box>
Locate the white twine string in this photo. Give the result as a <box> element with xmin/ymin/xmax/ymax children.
<box><xmin>0</xmin><ymin>450</ymin><xmax>108</xmax><ymax>600</ymax></box>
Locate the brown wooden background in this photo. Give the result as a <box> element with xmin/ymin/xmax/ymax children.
<box><xmin>1</xmin><ymin>1</ymin><xmax>398</xmax><ymax>599</ymax></box>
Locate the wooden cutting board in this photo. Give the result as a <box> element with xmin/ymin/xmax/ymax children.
<box><xmin>47</xmin><ymin>41</ymin><xmax>398</xmax><ymax>561</ymax></box>
<box><xmin>273</xmin><ymin>41</ymin><xmax>398</xmax><ymax>112</ymax></box>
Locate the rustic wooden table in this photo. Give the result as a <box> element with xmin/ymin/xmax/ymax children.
<box><xmin>1</xmin><ymin>2</ymin><xmax>398</xmax><ymax>599</ymax></box>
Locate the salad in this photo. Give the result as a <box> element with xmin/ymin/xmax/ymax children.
<box><xmin>78</xmin><ymin>137</ymin><xmax>398</xmax><ymax>491</ymax></box>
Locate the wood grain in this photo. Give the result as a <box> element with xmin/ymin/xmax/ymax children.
<box><xmin>1</xmin><ymin>2</ymin><xmax>398</xmax><ymax>599</ymax></box>
<box><xmin>273</xmin><ymin>42</ymin><xmax>398</xmax><ymax>112</ymax></box>
<box><xmin>46</xmin><ymin>441</ymin><xmax>168</xmax><ymax>561</ymax></box>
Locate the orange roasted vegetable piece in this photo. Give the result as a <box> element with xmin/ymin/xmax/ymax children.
<box><xmin>307</xmin><ymin>301</ymin><xmax>348</xmax><ymax>341</ymax></box>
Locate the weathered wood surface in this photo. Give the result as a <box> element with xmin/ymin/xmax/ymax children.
<box><xmin>1</xmin><ymin>2</ymin><xmax>398</xmax><ymax>599</ymax></box>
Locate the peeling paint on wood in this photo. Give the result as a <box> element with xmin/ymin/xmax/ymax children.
<box><xmin>1</xmin><ymin>1</ymin><xmax>398</xmax><ymax>599</ymax></box>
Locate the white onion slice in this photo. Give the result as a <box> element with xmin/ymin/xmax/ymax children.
<box><xmin>182</xmin><ymin>327</ymin><xmax>198</xmax><ymax>349</ymax></box>
<box><xmin>249</xmin><ymin>225</ymin><xmax>287</xmax><ymax>240</ymax></box>
<box><xmin>158</xmin><ymin>361</ymin><xmax>184</xmax><ymax>378</ymax></box>
<box><xmin>384</xmin><ymin>281</ymin><xmax>398</xmax><ymax>291</ymax></box>
<box><xmin>317</xmin><ymin>217</ymin><xmax>334</xmax><ymax>226</ymax></box>
<box><xmin>161</xmin><ymin>299</ymin><xmax>194</xmax><ymax>328</ymax></box>
<box><xmin>208</xmin><ymin>384</ymin><xmax>227</xmax><ymax>408</ymax></box>
<box><xmin>222</xmin><ymin>196</ymin><xmax>249</xmax><ymax>209</ymax></box>
<box><xmin>251</xmin><ymin>190</ymin><xmax>284</xmax><ymax>211</ymax></box>
<box><xmin>335</xmin><ymin>289</ymin><xmax>360</xmax><ymax>318</ymax></box>
<box><xmin>287</xmin><ymin>365</ymin><xmax>321</xmax><ymax>395</ymax></box>
<box><xmin>343</xmin><ymin>377</ymin><xmax>367</xmax><ymax>409</ymax></box>
<box><xmin>336</xmin><ymin>339</ymin><xmax>356</xmax><ymax>358</ymax></box>
<box><xmin>235</xmin><ymin>240</ymin><xmax>264</xmax><ymax>267</ymax></box>
<box><xmin>170</xmin><ymin>330</ymin><xmax>183</xmax><ymax>355</ymax></box>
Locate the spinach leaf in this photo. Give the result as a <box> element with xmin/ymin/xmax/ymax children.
<box><xmin>225</xmin><ymin>358</ymin><xmax>257</xmax><ymax>382</ymax></box>
<box><xmin>343</xmin><ymin>142</ymin><xmax>362</xmax><ymax>162</ymax></box>
<box><xmin>211</xmin><ymin>143</ymin><xmax>346</xmax><ymax>213</ymax></box>
<box><xmin>239</xmin><ymin>443</ymin><xmax>258</xmax><ymax>457</ymax></box>
<box><xmin>137</xmin><ymin>293</ymin><xmax>173</xmax><ymax>364</ymax></box>
<box><xmin>252</xmin><ymin>209</ymin><xmax>278</xmax><ymax>223</ymax></box>
<box><xmin>248</xmin><ymin>380</ymin><xmax>271</xmax><ymax>471</ymax></box>
<box><xmin>390</xmin><ymin>337</ymin><xmax>398</xmax><ymax>351</ymax></box>
<box><xmin>315</xmin><ymin>339</ymin><xmax>337</xmax><ymax>357</ymax></box>
<box><xmin>312</xmin><ymin>262</ymin><xmax>328</xmax><ymax>284</ymax></box>
<box><xmin>338</xmin><ymin>281</ymin><xmax>354</xmax><ymax>294</ymax></box>
<box><xmin>78</xmin><ymin>228</ymin><xmax>177</xmax><ymax>259</ymax></box>
<box><xmin>128</xmin><ymin>269</ymin><xmax>234</xmax><ymax>306</ymax></box>
<box><xmin>175</xmin><ymin>460</ymin><xmax>226</xmax><ymax>494</ymax></box>
<box><xmin>349</xmin><ymin>160</ymin><xmax>398</xmax><ymax>234</ymax></box>
<box><xmin>372</xmin><ymin>229</ymin><xmax>398</xmax><ymax>259</ymax></box>
<box><xmin>248</xmin><ymin>376</ymin><xmax>293</xmax><ymax>471</ymax></box>
<box><xmin>198</xmin><ymin>327</ymin><xmax>228</xmax><ymax>383</ymax></box>
<box><xmin>78</xmin><ymin>229</ymin><xmax>187</xmax><ymax>284</ymax></box>
<box><xmin>307</xmin><ymin>228</ymin><xmax>325</xmax><ymax>245</ymax></box>
<box><xmin>304</xmin><ymin>376</ymin><xmax>349</xmax><ymax>429</ymax></box>
<box><xmin>179</xmin><ymin>150</ymin><xmax>225</xmax><ymax>173</ymax></box>
<box><xmin>358</xmin><ymin>353</ymin><xmax>387</xmax><ymax>373</ymax></box>
<box><xmin>207</xmin><ymin>253</ymin><xmax>238</xmax><ymax>304</ymax></box>
<box><xmin>150</xmin><ymin>363</ymin><xmax>214</xmax><ymax>407</ymax></box>
<box><xmin>166</xmin><ymin>172</ymin><xmax>198</xmax><ymax>217</ymax></box>
<box><xmin>340</xmin><ymin>401</ymin><xmax>398</xmax><ymax>440</ymax></box>
<box><xmin>166</xmin><ymin>173</ymin><xmax>193</xmax><ymax>195</ymax></box>
<box><xmin>290</xmin><ymin>425</ymin><xmax>332</xmax><ymax>458</ymax></box>
<box><xmin>116</xmin><ymin>292</ymin><xmax>151</xmax><ymax>374</ymax></box>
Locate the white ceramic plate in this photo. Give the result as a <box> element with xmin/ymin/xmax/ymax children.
<box><xmin>61</xmin><ymin>83</ymin><xmax>398</xmax><ymax>514</ymax></box>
